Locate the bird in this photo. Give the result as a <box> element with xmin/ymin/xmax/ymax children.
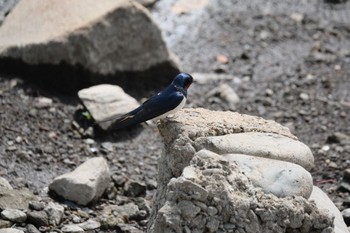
<box><xmin>106</xmin><ymin>72</ymin><xmax>194</xmax><ymax>130</ymax></box>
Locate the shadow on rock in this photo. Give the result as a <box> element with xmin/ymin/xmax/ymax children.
<box><xmin>0</xmin><ymin>58</ymin><xmax>179</xmax><ymax>98</ymax></box>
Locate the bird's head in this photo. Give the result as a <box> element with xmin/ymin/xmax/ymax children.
<box><xmin>172</xmin><ymin>73</ymin><xmax>194</xmax><ymax>90</ymax></box>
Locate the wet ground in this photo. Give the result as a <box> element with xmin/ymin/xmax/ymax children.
<box><xmin>0</xmin><ymin>0</ymin><xmax>350</xmax><ymax>231</ymax></box>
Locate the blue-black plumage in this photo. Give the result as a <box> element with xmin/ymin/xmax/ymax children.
<box><xmin>109</xmin><ymin>73</ymin><xmax>193</xmax><ymax>130</ymax></box>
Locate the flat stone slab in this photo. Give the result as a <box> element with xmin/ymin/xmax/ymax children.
<box><xmin>194</xmin><ymin>132</ymin><xmax>314</xmax><ymax>171</ymax></box>
<box><xmin>223</xmin><ymin>152</ymin><xmax>313</xmax><ymax>198</ymax></box>
<box><xmin>78</xmin><ymin>84</ymin><xmax>139</xmax><ymax>130</ymax></box>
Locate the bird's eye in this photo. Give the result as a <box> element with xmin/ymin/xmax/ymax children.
<box><xmin>185</xmin><ymin>79</ymin><xmax>191</xmax><ymax>89</ymax></box>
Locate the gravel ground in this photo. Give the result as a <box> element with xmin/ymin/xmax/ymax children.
<box><xmin>0</xmin><ymin>0</ymin><xmax>350</xmax><ymax>231</ymax></box>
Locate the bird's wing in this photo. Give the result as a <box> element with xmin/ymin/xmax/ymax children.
<box><xmin>110</xmin><ymin>91</ymin><xmax>184</xmax><ymax>130</ymax></box>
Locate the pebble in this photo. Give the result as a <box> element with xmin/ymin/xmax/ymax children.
<box><xmin>72</xmin><ymin>214</ymin><xmax>81</xmax><ymax>223</ymax></box>
<box><xmin>61</xmin><ymin>224</ymin><xmax>84</xmax><ymax>232</ymax></box>
<box><xmin>265</xmin><ymin>88</ymin><xmax>274</xmax><ymax>96</ymax></box>
<box><xmin>299</xmin><ymin>93</ymin><xmax>309</xmax><ymax>101</ymax></box>
<box><xmin>29</xmin><ymin>201</ymin><xmax>45</xmax><ymax>211</ymax></box>
<box><xmin>0</xmin><ymin>177</ymin><xmax>13</xmax><ymax>190</ymax></box>
<box><xmin>1</xmin><ymin>209</ymin><xmax>27</xmax><ymax>223</ymax></box>
<box><xmin>78</xmin><ymin>219</ymin><xmax>101</xmax><ymax>230</ymax></box>
<box><xmin>124</xmin><ymin>181</ymin><xmax>147</xmax><ymax>197</ymax></box>
<box><xmin>290</xmin><ymin>13</ymin><xmax>304</xmax><ymax>23</ymax></box>
<box><xmin>216</xmin><ymin>54</ymin><xmax>229</xmax><ymax>64</ymax></box>
<box><xmin>27</xmin><ymin>211</ymin><xmax>49</xmax><ymax>227</ymax></box>
<box><xmin>34</xmin><ymin>97</ymin><xmax>53</xmax><ymax>108</ymax></box>
<box><xmin>26</xmin><ymin>224</ymin><xmax>41</xmax><ymax>233</ymax></box>
<box><xmin>15</xmin><ymin>136</ymin><xmax>22</xmax><ymax>143</ymax></box>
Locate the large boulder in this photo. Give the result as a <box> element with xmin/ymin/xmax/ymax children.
<box><xmin>148</xmin><ymin>108</ymin><xmax>343</xmax><ymax>232</ymax></box>
<box><xmin>150</xmin><ymin>150</ymin><xmax>334</xmax><ymax>233</ymax></box>
<box><xmin>0</xmin><ymin>0</ymin><xmax>179</xmax><ymax>85</ymax></box>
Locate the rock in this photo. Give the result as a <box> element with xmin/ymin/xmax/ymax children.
<box><xmin>0</xmin><ymin>229</ymin><xmax>24</xmax><ymax>233</ymax></box>
<box><xmin>114</xmin><ymin>203</ymin><xmax>139</xmax><ymax>220</ymax></box>
<box><xmin>44</xmin><ymin>202</ymin><xmax>64</xmax><ymax>226</ymax></box>
<box><xmin>27</xmin><ymin>211</ymin><xmax>49</xmax><ymax>227</ymax></box>
<box><xmin>342</xmin><ymin>208</ymin><xmax>350</xmax><ymax>225</ymax></box>
<box><xmin>328</xmin><ymin>132</ymin><xmax>350</xmax><ymax>145</ymax></box>
<box><xmin>78</xmin><ymin>84</ymin><xmax>139</xmax><ymax>130</ymax></box>
<box><xmin>61</xmin><ymin>224</ymin><xmax>84</xmax><ymax>233</ymax></box>
<box><xmin>1</xmin><ymin>209</ymin><xmax>27</xmax><ymax>223</ymax></box>
<box><xmin>26</xmin><ymin>224</ymin><xmax>40</xmax><ymax>233</ymax></box>
<box><xmin>344</xmin><ymin>169</ymin><xmax>350</xmax><ymax>183</ymax></box>
<box><xmin>77</xmin><ymin>219</ymin><xmax>101</xmax><ymax>230</ymax></box>
<box><xmin>0</xmin><ymin>0</ymin><xmax>19</xmax><ymax>25</ymax></box>
<box><xmin>99</xmin><ymin>215</ymin><xmax>124</xmax><ymax>230</ymax></box>
<box><xmin>0</xmin><ymin>219</ymin><xmax>12</xmax><ymax>228</ymax></box>
<box><xmin>157</xmin><ymin>108</ymin><xmax>296</xmax><ymax>179</ymax></box>
<box><xmin>290</xmin><ymin>13</ymin><xmax>304</xmax><ymax>23</ymax></box>
<box><xmin>148</xmin><ymin>152</ymin><xmax>334</xmax><ymax>232</ymax></box>
<box><xmin>338</xmin><ymin>182</ymin><xmax>350</xmax><ymax>193</ymax></box>
<box><xmin>49</xmin><ymin>157</ymin><xmax>110</xmax><ymax>205</ymax></box>
<box><xmin>299</xmin><ymin>93</ymin><xmax>309</xmax><ymax>101</ymax></box>
<box><xmin>205</xmin><ymin>83</ymin><xmax>240</xmax><ymax>108</ymax></box>
<box><xmin>223</xmin><ymin>152</ymin><xmax>313</xmax><ymax>198</ymax></box>
<box><xmin>28</xmin><ymin>201</ymin><xmax>45</xmax><ymax>211</ymax></box>
<box><xmin>124</xmin><ymin>180</ymin><xmax>147</xmax><ymax>197</ymax></box>
<box><xmin>0</xmin><ymin>189</ymin><xmax>37</xmax><ymax>209</ymax></box>
<box><xmin>0</xmin><ymin>0</ymin><xmax>178</xmax><ymax>78</ymax></box>
<box><xmin>309</xmin><ymin>186</ymin><xmax>349</xmax><ymax>233</ymax></box>
<box><xmin>34</xmin><ymin>97</ymin><xmax>52</xmax><ymax>109</ymax></box>
<box><xmin>194</xmin><ymin>132</ymin><xmax>314</xmax><ymax>171</ymax></box>
<box><xmin>0</xmin><ymin>177</ymin><xmax>12</xmax><ymax>190</ymax></box>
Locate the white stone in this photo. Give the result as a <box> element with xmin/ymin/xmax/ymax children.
<box><xmin>223</xmin><ymin>153</ymin><xmax>313</xmax><ymax>198</ymax></box>
<box><xmin>309</xmin><ymin>186</ymin><xmax>349</xmax><ymax>233</ymax></box>
<box><xmin>78</xmin><ymin>219</ymin><xmax>101</xmax><ymax>230</ymax></box>
<box><xmin>0</xmin><ymin>229</ymin><xmax>24</xmax><ymax>233</ymax></box>
<box><xmin>0</xmin><ymin>0</ymin><xmax>178</xmax><ymax>74</ymax></box>
<box><xmin>1</xmin><ymin>209</ymin><xmax>26</xmax><ymax>223</ymax></box>
<box><xmin>0</xmin><ymin>177</ymin><xmax>13</xmax><ymax>190</ymax></box>
<box><xmin>78</xmin><ymin>84</ymin><xmax>139</xmax><ymax>130</ymax></box>
<box><xmin>194</xmin><ymin>132</ymin><xmax>314</xmax><ymax>171</ymax></box>
<box><xmin>49</xmin><ymin>157</ymin><xmax>110</xmax><ymax>205</ymax></box>
<box><xmin>61</xmin><ymin>224</ymin><xmax>84</xmax><ymax>233</ymax></box>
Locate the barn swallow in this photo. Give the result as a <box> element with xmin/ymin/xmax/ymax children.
<box><xmin>107</xmin><ymin>72</ymin><xmax>193</xmax><ymax>130</ymax></box>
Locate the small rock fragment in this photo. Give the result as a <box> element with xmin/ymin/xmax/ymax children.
<box><xmin>61</xmin><ymin>224</ymin><xmax>84</xmax><ymax>233</ymax></box>
<box><xmin>124</xmin><ymin>180</ymin><xmax>147</xmax><ymax>197</ymax></box>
